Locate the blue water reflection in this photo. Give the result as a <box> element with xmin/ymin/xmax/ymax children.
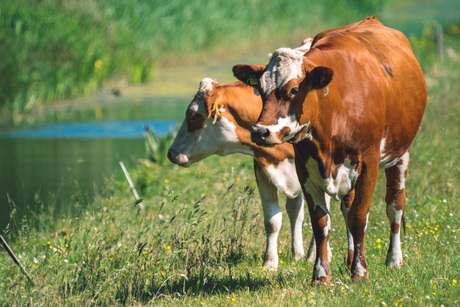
<box><xmin>5</xmin><ymin>120</ymin><xmax>177</xmax><ymax>139</ymax></box>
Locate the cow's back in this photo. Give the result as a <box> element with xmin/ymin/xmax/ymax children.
<box><xmin>306</xmin><ymin>17</ymin><xmax>427</xmax><ymax>156</ymax></box>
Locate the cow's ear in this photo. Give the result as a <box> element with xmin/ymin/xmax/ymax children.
<box><xmin>232</xmin><ymin>64</ymin><xmax>266</xmax><ymax>87</ymax></box>
<box><xmin>309</xmin><ymin>66</ymin><xmax>333</xmax><ymax>89</ymax></box>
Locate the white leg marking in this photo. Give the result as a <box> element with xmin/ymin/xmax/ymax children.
<box><xmin>397</xmin><ymin>152</ymin><xmax>410</xmax><ymax>190</ymax></box>
<box><xmin>341</xmin><ymin>201</ymin><xmax>354</xmax><ymax>254</ymax></box>
<box><xmin>286</xmin><ymin>195</ymin><xmax>305</xmax><ymax>261</ymax></box>
<box><xmin>386</xmin><ymin>203</ymin><xmax>403</xmax><ymax>268</ymax></box>
<box><xmin>255</xmin><ymin>163</ymin><xmax>281</xmax><ymax>270</ymax></box>
<box><xmin>314</xmin><ymin>258</ymin><xmax>327</xmax><ymax>279</ymax></box>
<box><xmin>354</xmin><ymin>260</ymin><xmax>367</xmax><ymax>277</ymax></box>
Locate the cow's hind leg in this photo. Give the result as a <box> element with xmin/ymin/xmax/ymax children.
<box><xmin>254</xmin><ymin>161</ymin><xmax>282</xmax><ymax>270</ymax></box>
<box><xmin>385</xmin><ymin>152</ymin><xmax>409</xmax><ymax>268</ymax></box>
<box><xmin>285</xmin><ymin>194</ymin><xmax>305</xmax><ymax>261</ymax></box>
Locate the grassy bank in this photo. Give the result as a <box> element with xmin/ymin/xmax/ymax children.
<box><xmin>0</xmin><ymin>0</ymin><xmax>387</xmax><ymax>122</ymax></box>
<box><xmin>1</xmin><ymin>29</ymin><xmax>459</xmax><ymax>305</ymax></box>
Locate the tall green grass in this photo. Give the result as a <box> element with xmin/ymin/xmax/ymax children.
<box><xmin>1</xmin><ymin>27</ymin><xmax>459</xmax><ymax>305</ymax></box>
<box><xmin>0</xmin><ymin>0</ymin><xmax>387</xmax><ymax>122</ymax></box>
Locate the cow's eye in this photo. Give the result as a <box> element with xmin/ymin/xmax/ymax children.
<box><xmin>190</xmin><ymin>113</ymin><xmax>199</xmax><ymax>121</ymax></box>
<box><xmin>289</xmin><ymin>87</ymin><xmax>299</xmax><ymax>99</ymax></box>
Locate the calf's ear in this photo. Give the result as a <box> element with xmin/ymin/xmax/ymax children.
<box><xmin>309</xmin><ymin>66</ymin><xmax>333</xmax><ymax>89</ymax></box>
<box><xmin>232</xmin><ymin>64</ymin><xmax>266</xmax><ymax>87</ymax></box>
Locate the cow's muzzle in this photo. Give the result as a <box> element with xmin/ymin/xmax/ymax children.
<box><xmin>167</xmin><ymin>148</ymin><xmax>190</xmax><ymax>167</ymax></box>
<box><xmin>251</xmin><ymin>126</ymin><xmax>274</xmax><ymax>147</ymax></box>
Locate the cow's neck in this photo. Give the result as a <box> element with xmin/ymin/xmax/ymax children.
<box><xmin>223</xmin><ymin>104</ymin><xmax>294</xmax><ymax>168</ymax></box>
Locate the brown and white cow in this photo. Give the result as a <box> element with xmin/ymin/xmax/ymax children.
<box><xmin>168</xmin><ymin>53</ymin><xmax>334</xmax><ymax>269</ymax></box>
<box><xmin>233</xmin><ymin>17</ymin><xmax>427</xmax><ymax>283</ymax></box>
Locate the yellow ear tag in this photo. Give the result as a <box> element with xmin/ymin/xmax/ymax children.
<box><xmin>212</xmin><ymin>100</ymin><xmax>221</xmax><ymax>124</ymax></box>
<box><xmin>249</xmin><ymin>76</ymin><xmax>258</xmax><ymax>86</ymax></box>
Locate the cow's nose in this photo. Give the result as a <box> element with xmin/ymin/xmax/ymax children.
<box><xmin>251</xmin><ymin>126</ymin><xmax>270</xmax><ymax>145</ymax></box>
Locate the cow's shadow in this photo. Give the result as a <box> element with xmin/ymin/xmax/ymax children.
<box><xmin>114</xmin><ymin>262</ymin><xmax>304</xmax><ymax>303</ymax></box>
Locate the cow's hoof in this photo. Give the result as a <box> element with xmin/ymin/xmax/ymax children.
<box><xmin>293</xmin><ymin>251</ymin><xmax>305</xmax><ymax>261</ymax></box>
<box><xmin>311</xmin><ymin>275</ymin><xmax>331</xmax><ymax>286</ymax></box>
<box><xmin>351</xmin><ymin>273</ymin><xmax>369</xmax><ymax>283</ymax></box>
<box><xmin>386</xmin><ymin>253</ymin><xmax>403</xmax><ymax>268</ymax></box>
<box><xmin>262</xmin><ymin>261</ymin><xmax>278</xmax><ymax>271</ymax></box>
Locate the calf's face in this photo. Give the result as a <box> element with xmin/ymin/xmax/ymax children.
<box><xmin>167</xmin><ymin>78</ymin><xmax>239</xmax><ymax>167</ymax></box>
<box><xmin>233</xmin><ymin>48</ymin><xmax>332</xmax><ymax>146</ymax></box>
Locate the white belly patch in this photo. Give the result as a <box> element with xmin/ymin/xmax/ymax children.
<box><xmin>305</xmin><ymin>157</ymin><xmax>358</xmax><ymax>201</ymax></box>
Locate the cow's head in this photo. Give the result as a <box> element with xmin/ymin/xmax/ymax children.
<box><xmin>233</xmin><ymin>47</ymin><xmax>333</xmax><ymax>146</ymax></box>
<box><xmin>167</xmin><ymin>78</ymin><xmax>239</xmax><ymax>167</ymax></box>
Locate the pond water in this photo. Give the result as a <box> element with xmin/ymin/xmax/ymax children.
<box><xmin>0</xmin><ymin>118</ymin><xmax>177</xmax><ymax>231</ymax></box>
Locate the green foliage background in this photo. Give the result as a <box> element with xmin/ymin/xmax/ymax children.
<box><xmin>0</xmin><ymin>0</ymin><xmax>387</xmax><ymax>117</ymax></box>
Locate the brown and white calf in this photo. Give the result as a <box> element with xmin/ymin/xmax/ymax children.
<box><xmin>233</xmin><ymin>17</ymin><xmax>427</xmax><ymax>283</ymax></box>
<box><xmin>168</xmin><ymin>74</ymin><xmax>331</xmax><ymax>269</ymax></box>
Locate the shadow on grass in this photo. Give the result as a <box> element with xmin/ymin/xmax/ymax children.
<box><xmin>114</xmin><ymin>269</ymin><xmax>289</xmax><ymax>304</ymax></box>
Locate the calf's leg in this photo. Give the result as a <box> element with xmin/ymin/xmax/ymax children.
<box><xmin>254</xmin><ymin>161</ymin><xmax>282</xmax><ymax>270</ymax></box>
<box><xmin>285</xmin><ymin>195</ymin><xmax>305</xmax><ymax>261</ymax></box>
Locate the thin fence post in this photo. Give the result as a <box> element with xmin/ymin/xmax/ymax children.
<box><xmin>119</xmin><ymin>161</ymin><xmax>145</xmax><ymax>210</ymax></box>
<box><xmin>0</xmin><ymin>236</ymin><xmax>35</xmax><ymax>286</ymax></box>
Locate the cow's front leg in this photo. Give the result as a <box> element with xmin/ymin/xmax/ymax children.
<box><xmin>348</xmin><ymin>160</ymin><xmax>379</xmax><ymax>282</ymax></box>
<box><xmin>285</xmin><ymin>195</ymin><xmax>305</xmax><ymax>261</ymax></box>
<box><xmin>307</xmin><ymin>195</ymin><xmax>332</xmax><ymax>263</ymax></box>
<box><xmin>304</xmin><ymin>191</ymin><xmax>332</xmax><ymax>284</ymax></box>
<box><xmin>254</xmin><ymin>161</ymin><xmax>282</xmax><ymax>270</ymax></box>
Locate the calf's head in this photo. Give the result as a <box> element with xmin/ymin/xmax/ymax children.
<box><xmin>167</xmin><ymin>78</ymin><xmax>238</xmax><ymax>167</ymax></box>
<box><xmin>233</xmin><ymin>48</ymin><xmax>333</xmax><ymax>146</ymax></box>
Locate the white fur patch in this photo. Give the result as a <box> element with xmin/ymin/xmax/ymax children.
<box><xmin>260</xmin><ymin>48</ymin><xmax>305</xmax><ymax>97</ymax></box>
<box><xmin>323</xmin><ymin>214</ymin><xmax>331</xmax><ymax>238</ymax></box>
<box><xmin>397</xmin><ymin>152</ymin><xmax>409</xmax><ymax>190</ymax></box>
<box><xmin>322</xmin><ymin>158</ymin><xmax>358</xmax><ymax>201</ymax></box>
<box><xmin>264</xmin><ymin>158</ymin><xmax>301</xmax><ymax>199</ymax></box>
<box><xmin>314</xmin><ymin>258</ymin><xmax>327</xmax><ymax>278</ymax></box>
<box><xmin>354</xmin><ymin>260</ymin><xmax>367</xmax><ymax>277</ymax></box>
<box><xmin>196</xmin><ymin>78</ymin><xmax>215</xmax><ymax>98</ymax></box>
<box><xmin>256</xmin><ymin>116</ymin><xmax>310</xmax><ymax>143</ymax></box>
<box><xmin>364</xmin><ymin>212</ymin><xmax>370</xmax><ymax>233</ymax></box>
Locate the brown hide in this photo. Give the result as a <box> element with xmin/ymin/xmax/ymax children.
<box><xmin>233</xmin><ymin>17</ymin><xmax>427</xmax><ymax>283</ymax></box>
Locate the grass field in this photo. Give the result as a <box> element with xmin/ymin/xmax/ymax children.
<box><xmin>1</xmin><ymin>24</ymin><xmax>459</xmax><ymax>305</ymax></box>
